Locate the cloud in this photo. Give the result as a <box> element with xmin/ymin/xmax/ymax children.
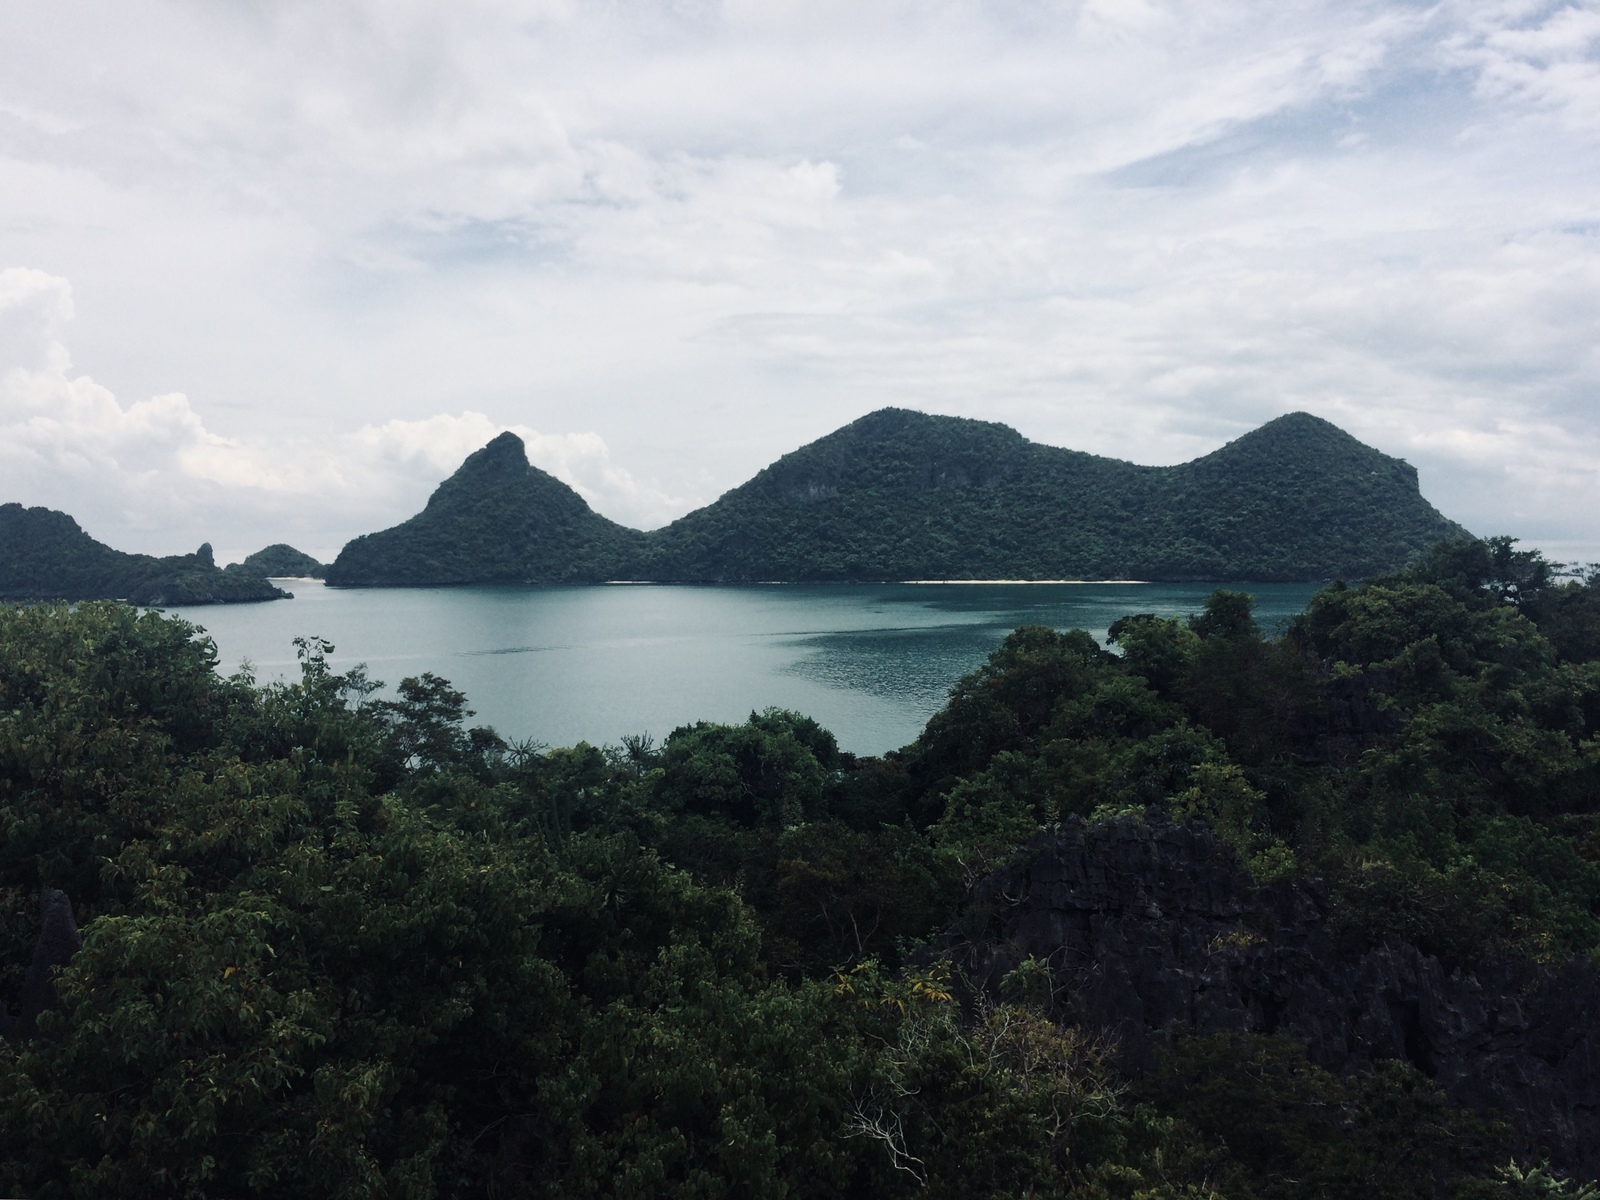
<box><xmin>0</xmin><ymin>270</ymin><xmax>685</xmax><ymax>561</ymax></box>
<box><xmin>0</xmin><ymin>267</ymin><xmax>73</xmax><ymax>367</ymax></box>
<box><xmin>1450</xmin><ymin>2</ymin><xmax>1600</xmax><ymax>130</ymax></box>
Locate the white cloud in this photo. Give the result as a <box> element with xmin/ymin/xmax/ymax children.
<box><xmin>0</xmin><ymin>271</ymin><xmax>684</xmax><ymax>561</ymax></box>
<box><xmin>1450</xmin><ymin>2</ymin><xmax>1600</xmax><ymax>130</ymax></box>
<box><xmin>0</xmin><ymin>267</ymin><xmax>73</xmax><ymax>368</ymax></box>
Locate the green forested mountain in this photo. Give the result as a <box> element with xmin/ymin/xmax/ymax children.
<box><xmin>0</xmin><ymin>503</ymin><xmax>288</xmax><ymax>605</ymax></box>
<box><xmin>328</xmin><ymin>410</ymin><xmax>1467</xmax><ymax>586</ymax></box>
<box><xmin>325</xmin><ymin>432</ymin><xmax>647</xmax><ymax>586</ymax></box>
<box><xmin>4</xmin><ymin>537</ymin><xmax>1599</xmax><ymax>1197</ymax></box>
<box><xmin>0</xmin><ymin>411</ymin><xmax>1475</xmax><ymax>597</ymax></box>
<box><xmin>229</xmin><ymin>543</ymin><xmax>326</xmax><ymax>579</ymax></box>
<box><xmin>636</xmin><ymin>409</ymin><xmax>1465</xmax><ymax>581</ymax></box>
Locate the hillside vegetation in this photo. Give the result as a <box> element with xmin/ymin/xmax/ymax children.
<box><xmin>4</xmin><ymin>535</ymin><xmax>1599</xmax><ymax>1198</ymax></box>
<box><xmin>328</xmin><ymin>410</ymin><xmax>1467</xmax><ymax>586</ymax></box>
<box><xmin>0</xmin><ymin>504</ymin><xmax>288</xmax><ymax>605</ymax></box>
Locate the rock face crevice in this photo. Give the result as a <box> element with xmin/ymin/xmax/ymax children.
<box><xmin>949</xmin><ymin>815</ymin><xmax>1600</xmax><ymax>1176</ymax></box>
<box><xmin>0</xmin><ymin>888</ymin><xmax>82</xmax><ymax>1043</ymax></box>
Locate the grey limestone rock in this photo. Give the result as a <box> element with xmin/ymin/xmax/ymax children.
<box><xmin>0</xmin><ymin>888</ymin><xmax>83</xmax><ymax>1042</ymax></box>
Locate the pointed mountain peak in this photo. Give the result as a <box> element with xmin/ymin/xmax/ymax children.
<box><xmin>454</xmin><ymin>431</ymin><xmax>530</xmax><ymax>484</ymax></box>
<box><xmin>327</xmin><ymin>429</ymin><xmax>644</xmax><ymax>586</ymax></box>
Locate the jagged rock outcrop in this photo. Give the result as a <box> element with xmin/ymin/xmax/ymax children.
<box><xmin>0</xmin><ymin>888</ymin><xmax>82</xmax><ymax>1042</ymax></box>
<box><xmin>948</xmin><ymin>815</ymin><xmax>1600</xmax><ymax>1176</ymax></box>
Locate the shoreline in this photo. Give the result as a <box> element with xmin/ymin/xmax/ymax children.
<box><xmin>601</xmin><ymin>578</ymin><xmax>1153</xmax><ymax>586</ymax></box>
<box><xmin>900</xmin><ymin>578</ymin><xmax>1149</xmax><ymax>585</ymax></box>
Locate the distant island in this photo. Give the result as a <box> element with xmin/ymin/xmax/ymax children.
<box><xmin>232</xmin><ymin>543</ymin><xmax>327</xmax><ymax>579</ymax></box>
<box><xmin>327</xmin><ymin>409</ymin><xmax>1468</xmax><ymax>586</ymax></box>
<box><xmin>0</xmin><ymin>504</ymin><xmax>300</xmax><ymax>605</ymax></box>
<box><xmin>328</xmin><ymin>431</ymin><xmax>646</xmax><ymax>587</ymax></box>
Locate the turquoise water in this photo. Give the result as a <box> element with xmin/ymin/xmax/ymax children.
<box><xmin>169</xmin><ymin>581</ymin><xmax>1323</xmax><ymax>755</ymax></box>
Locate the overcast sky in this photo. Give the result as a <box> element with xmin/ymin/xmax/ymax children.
<box><xmin>3</xmin><ymin>0</ymin><xmax>1598</xmax><ymax>565</ymax></box>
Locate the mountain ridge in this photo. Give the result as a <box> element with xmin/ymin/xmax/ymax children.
<box><xmin>327</xmin><ymin>409</ymin><xmax>1468</xmax><ymax>586</ymax></box>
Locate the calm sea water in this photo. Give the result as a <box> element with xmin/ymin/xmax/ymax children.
<box><xmin>169</xmin><ymin>581</ymin><xmax>1323</xmax><ymax>755</ymax></box>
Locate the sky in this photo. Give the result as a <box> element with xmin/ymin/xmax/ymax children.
<box><xmin>2</xmin><ymin>0</ymin><xmax>1599</xmax><ymax>567</ymax></box>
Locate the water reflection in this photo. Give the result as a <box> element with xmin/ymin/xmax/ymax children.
<box><xmin>781</xmin><ymin>626</ymin><xmax>1005</xmax><ymax>706</ymax></box>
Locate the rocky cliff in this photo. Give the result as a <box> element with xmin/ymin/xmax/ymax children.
<box><xmin>949</xmin><ymin>813</ymin><xmax>1600</xmax><ymax>1176</ymax></box>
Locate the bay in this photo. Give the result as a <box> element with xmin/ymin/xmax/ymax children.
<box><xmin>169</xmin><ymin>580</ymin><xmax>1324</xmax><ymax>755</ymax></box>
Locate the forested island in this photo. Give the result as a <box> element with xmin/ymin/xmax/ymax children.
<box><xmin>327</xmin><ymin>409</ymin><xmax>1466</xmax><ymax>586</ymax></box>
<box><xmin>0</xmin><ymin>504</ymin><xmax>326</xmax><ymax>604</ymax></box>
<box><xmin>234</xmin><ymin>543</ymin><xmax>327</xmax><ymax>579</ymax></box>
<box><xmin>0</xmin><ymin>503</ymin><xmax>291</xmax><ymax>605</ymax></box>
<box><xmin>4</xmin><ymin>535</ymin><xmax>1599</xmax><ymax>1198</ymax></box>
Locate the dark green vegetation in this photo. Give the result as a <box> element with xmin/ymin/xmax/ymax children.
<box><xmin>326</xmin><ymin>432</ymin><xmax>647</xmax><ymax>586</ymax></box>
<box><xmin>0</xmin><ymin>503</ymin><xmax>288</xmax><ymax>605</ymax></box>
<box><xmin>4</xmin><ymin>535</ymin><xmax>1599</xmax><ymax>1198</ymax></box>
<box><xmin>634</xmin><ymin>409</ymin><xmax>1466</xmax><ymax>582</ymax></box>
<box><xmin>229</xmin><ymin>543</ymin><xmax>327</xmax><ymax>579</ymax></box>
<box><xmin>328</xmin><ymin>409</ymin><xmax>1467</xmax><ymax>586</ymax></box>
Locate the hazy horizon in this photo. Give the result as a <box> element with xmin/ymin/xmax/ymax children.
<box><xmin>4</xmin><ymin>1</ymin><xmax>1599</xmax><ymax>567</ymax></box>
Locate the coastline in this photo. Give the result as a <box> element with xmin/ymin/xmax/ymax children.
<box><xmin>602</xmin><ymin>578</ymin><xmax>1154</xmax><ymax>586</ymax></box>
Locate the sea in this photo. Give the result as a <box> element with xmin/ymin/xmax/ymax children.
<box><xmin>168</xmin><ymin>580</ymin><xmax>1325</xmax><ymax>756</ymax></box>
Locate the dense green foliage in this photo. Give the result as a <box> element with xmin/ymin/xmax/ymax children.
<box><xmin>0</xmin><ymin>503</ymin><xmax>288</xmax><ymax>605</ymax></box>
<box><xmin>4</xmin><ymin>533</ymin><xmax>1599</xmax><ymax>1197</ymax></box>
<box><xmin>0</xmin><ymin>607</ymin><xmax>1178</xmax><ymax>1198</ymax></box>
<box><xmin>636</xmin><ymin>409</ymin><xmax>1465</xmax><ymax>582</ymax></box>
<box><xmin>327</xmin><ymin>410</ymin><xmax>1466</xmax><ymax>586</ymax></box>
<box><xmin>229</xmin><ymin>543</ymin><xmax>327</xmax><ymax>579</ymax></box>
